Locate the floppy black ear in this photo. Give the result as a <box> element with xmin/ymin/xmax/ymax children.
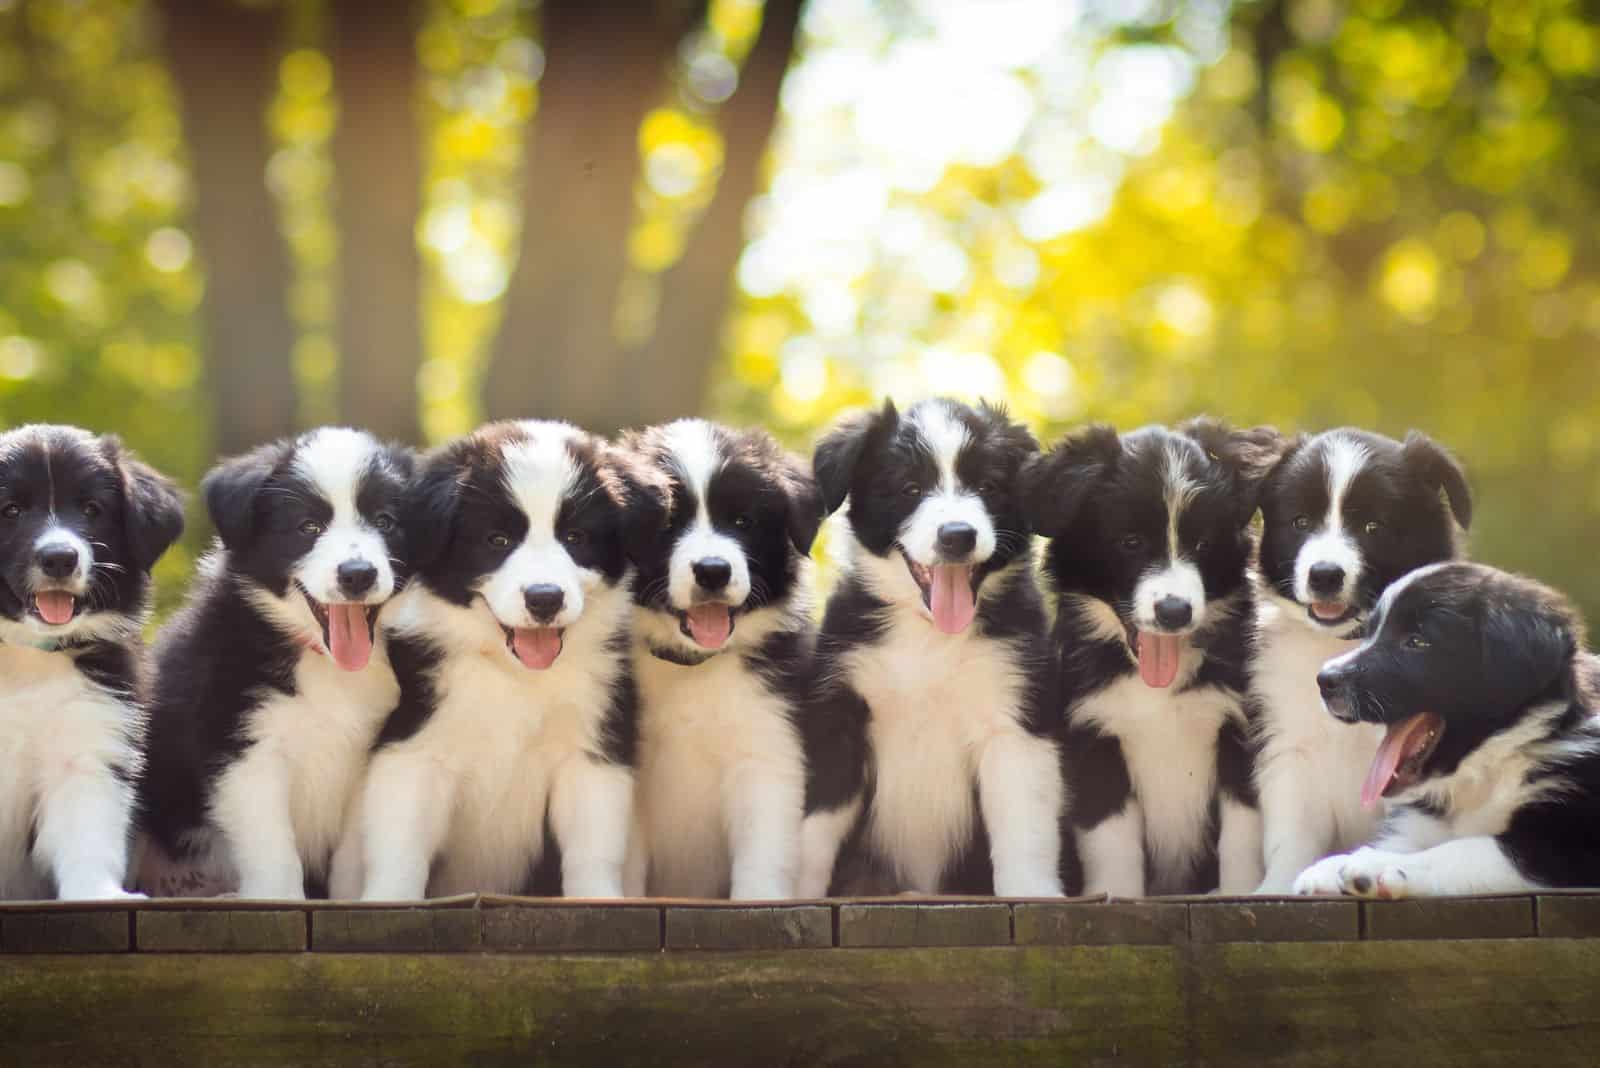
<box><xmin>1482</xmin><ymin>595</ymin><xmax>1579</xmax><ymax>709</ymax></box>
<box><xmin>201</xmin><ymin>440</ymin><xmax>290</xmax><ymax>552</ymax></box>
<box><xmin>1404</xmin><ymin>431</ymin><xmax>1472</xmax><ymax>530</ymax></box>
<box><xmin>404</xmin><ymin>450</ymin><xmax>465</xmax><ymax>573</ymax></box>
<box><xmin>1018</xmin><ymin>423</ymin><xmax>1121</xmax><ymax>538</ymax></box>
<box><xmin>780</xmin><ymin>456</ymin><xmax>825</xmax><ymax>556</ymax></box>
<box><xmin>813</xmin><ymin>399</ymin><xmax>897</xmax><ymax>516</ymax></box>
<box><xmin>105</xmin><ymin>437</ymin><xmax>185</xmax><ymax>573</ymax></box>
<box><xmin>1181</xmin><ymin>416</ymin><xmax>1286</xmax><ymax>524</ymax></box>
<box><xmin>610</xmin><ymin>449</ymin><xmax>673</xmax><ymax>568</ymax></box>
<box><xmin>978</xmin><ymin>399</ymin><xmax>1041</xmax><ymax>460</ymax></box>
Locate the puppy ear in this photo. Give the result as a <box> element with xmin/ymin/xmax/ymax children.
<box><xmin>978</xmin><ymin>399</ymin><xmax>1041</xmax><ymax>460</ymax></box>
<box><xmin>813</xmin><ymin>399</ymin><xmax>897</xmax><ymax>516</ymax></box>
<box><xmin>1403</xmin><ymin>431</ymin><xmax>1472</xmax><ymax>530</ymax></box>
<box><xmin>609</xmin><ymin>446</ymin><xmax>673</xmax><ymax>567</ymax></box>
<box><xmin>1482</xmin><ymin>592</ymin><xmax>1579</xmax><ymax>708</ymax></box>
<box><xmin>1018</xmin><ymin>423</ymin><xmax>1121</xmax><ymax>538</ymax></box>
<box><xmin>201</xmin><ymin>441</ymin><xmax>288</xmax><ymax>552</ymax></box>
<box><xmin>104</xmin><ymin>437</ymin><xmax>185</xmax><ymax>573</ymax></box>
<box><xmin>403</xmin><ymin>450</ymin><xmax>465</xmax><ymax>572</ymax></box>
<box><xmin>1181</xmin><ymin>417</ymin><xmax>1286</xmax><ymax>523</ymax></box>
<box><xmin>781</xmin><ymin>457</ymin><xmax>826</xmax><ymax>556</ymax></box>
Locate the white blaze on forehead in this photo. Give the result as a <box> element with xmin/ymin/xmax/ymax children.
<box><xmin>1293</xmin><ymin>433</ymin><xmax>1371</xmax><ymax>606</ymax></box>
<box><xmin>897</xmin><ymin>403</ymin><xmax>996</xmax><ymax>568</ymax></box>
<box><xmin>500</xmin><ymin>420</ymin><xmax>584</xmax><ymax>536</ymax></box>
<box><xmin>1162</xmin><ymin>441</ymin><xmax>1199</xmax><ymax>563</ymax></box>
<box><xmin>1323</xmin><ymin>434</ymin><xmax>1371</xmax><ymax>517</ymax></box>
<box><xmin>289</xmin><ymin>426</ymin><xmax>396</xmax><ymax>604</ymax></box>
<box><xmin>656</xmin><ymin>419</ymin><xmax>751</xmax><ymax>614</ymax></box>
<box><xmin>908</xmin><ymin>403</ymin><xmax>970</xmax><ymax>493</ymax></box>
<box><xmin>660</xmin><ymin>418</ymin><xmax>722</xmax><ymax>513</ymax></box>
<box><xmin>293</xmin><ymin>427</ymin><xmax>384</xmax><ymax>516</ymax></box>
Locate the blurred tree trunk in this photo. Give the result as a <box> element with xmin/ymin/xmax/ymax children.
<box><xmin>331</xmin><ymin>0</ymin><xmax>424</xmax><ymax>445</ymax></box>
<box><xmin>157</xmin><ymin>0</ymin><xmax>299</xmax><ymax>456</ymax></box>
<box><xmin>630</xmin><ymin>0</ymin><xmax>801</xmax><ymax>422</ymax></box>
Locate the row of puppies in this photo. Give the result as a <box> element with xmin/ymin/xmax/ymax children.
<box><xmin>1</xmin><ymin>408</ymin><xmax>1595</xmax><ymax>903</ymax></box>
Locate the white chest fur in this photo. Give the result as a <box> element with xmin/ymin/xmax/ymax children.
<box><xmin>213</xmin><ymin>642</ymin><xmax>399</xmax><ymax>883</ymax></box>
<box><xmin>632</xmin><ymin>647</ymin><xmax>805</xmax><ymax>898</ymax></box>
<box><xmin>846</xmin><ymin>617</ymin><xmax>1029</xmax><ymax>892</ymax></box>
<box><xmin>1074</xmin><ymin>674</ymin><xmax>1240</xmax><ymax>889</ymax></box>
<box><xmin>0</xmin><ymin>644</ymin><xmax>138</xmax><ymax>899</ymax></box>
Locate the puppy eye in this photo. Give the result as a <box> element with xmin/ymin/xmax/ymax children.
<box><xmin>2</xmin><ymin>502</ymin><xmax>21</xmax><ymax>519</ymax></box>
<box><xmin>977</xmin><ymin>480</ymin><xmax>999</xmax><ymax>496</ymax></box>
<box><xmin>488</xmin><ymin>532</ymin><xmax>511</xmax><ymax>549</ymax></box>
<box><xmin>732</xmin><ymin>515</ymin><xmax>751</xmax><ymax>531</ymax></box>
<box><xmin>1406</xmin><ymin>634</ymin><xmax>1430</xmax><ymax>650</ymax></box>
<box><xmin>1364</xmin><ymin>520</ymin><xmax>1382</xmax><ymax>535</ymax></box>
<box><xmin>1293</xmin><ymin>515</ymin><xmax>1311</xmax><ymax>532</ymax></box>
<box><xmin>1193</xmin><ymin>539</ymin><xmax>1210</xmax><ymax>555</ymax></box>
<box><xmin>1121</xmin><ymin>534</ymin><xmax>1144</xmax><ymax>552</ymax></box>
<box><xmin>82</xmin><ymin>501</ymin><xmax>102</xmax><ymax>520</ymax></box>
<box><xmin>562</xmin><ymin>529</ymin><xmax>587</xmax><ymax>547</ymax></box>
<box><xmin>373</xmin><ymin>513</ymin><xmax>396</xmax><ymax>533</ymax></box>
<box><xmin>299</xmin><ymin>519</ymin><xmax>324</xmax><ymax>537</ymax></box>
<box><xmin>902</xmin><ymin>482</ymin><xmax>922</xmax><ymax>499</ymax></box>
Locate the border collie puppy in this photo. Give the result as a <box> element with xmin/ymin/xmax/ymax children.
<box><xmin>136</xmin><ymin>428</ymin><xmax>412</xmax><ymax>899</ymax></box>
<box><xmin>333</xmin><ymin>421</ymin><xmax>638</xmax><ymax>900</ymax></box>
<box><xmin>0</xmin><ymin>426</ymin><xmax>182</xmax><ymax>900</ymax></box>
<box><xmin>1022</xmin><ymin>419</ymin><xmax>1281</xmax><ymax>896</ymax></box>
<box><xmin>1252</xmin><ymin>429</ymin><xmax>1471</xmax><ymax>892</ymax></box>
<box><xmin>1296</xmin><ymin>562</ymin><xmax>1600</xmax><ymax>897</ymax></box>
<box><xmin>619</xmin><ymin>419</ymin><xmax>822</xmax><ymax>900</ymax></box>
<box><xmin>801</xmin><ymin>398</ymin><xmax>1062</xmax><ymax>897</ymax></box>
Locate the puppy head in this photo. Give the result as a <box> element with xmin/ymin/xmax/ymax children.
<box><xmin>1257</xmin><ymin>428</ymin><xmax>1470</xmax><ymax>637</ymax></box>
<box><xmin>622</xmin><ymin>418</ymin><xmax>821</xmax><ymax>657</ymax></box>
<box><xmin>406</xmin><ymin>420</ymin><xmax>632</xmax><ymax>671</ymax></box>
<box><xmin>814</xmin><ymin>397</ymin><xmax>1037</xmax><ymax>634</ymax></box>
<box><xmin>1021</xmin><ymin>418</ymin><xmax>1282</xmax><ymax>687</ymax></box>
<box><xmin>204</xmin><ymin>426</ymin><xmax>413</xmax><ymax>670</ymax></box>
<box><xmin>0</xmin><ymin>425</ymin><xmax>183</xmax><ymax>645</ymax></box>
<box><xmin>1316</xmin><ymin>562</ymin><xmax>1579</xmax><ymax>807</ymax></box>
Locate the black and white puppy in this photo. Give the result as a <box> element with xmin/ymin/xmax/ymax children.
<box><xmin>1296</xmin><ymin>562</ymin><xmax>1600</xmax><ymax>897</ymax></box>
<box><xmin>802</xmin><ymin>398</ymin><xmax>1062</xmax><ymax>897</ymax></box>
<box><xmin>620</xmin><ymin>419</ymin><xmax>822</xmax><ymax>900</ymax></box>
<box><xmin>0</xmin><ymin>425</ymin><xmax>182</xmax><ymax>900</ymax></box>
<box><xmin>333</xmin><ymin>420</ymin><xmax>638</xmax><ymax>900</ymax></box>
<box><xmin>136</xmin><ymin>427</ymin><xmax>412</xmax><ymax>899</ymax></box>
<box><xmin>1252</xmin><ymin>428</ymin><xmax>1471</xmax><ymax>892</ymax></box>
<box><xmin>1023</xmin><ymin>419</ymin><xmax>1280</xmax><ymax>896</ymax></box>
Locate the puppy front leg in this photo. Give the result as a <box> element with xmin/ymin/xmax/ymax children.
<box><xmin>798</xmin><ymin>796</ymin><xmax>860</xmax><ymax>899</ymax></box>
<box><xmin>35</xmin><ymin>757</ymin><xmax>139</xmax><ymax>901</ymax></box>
<box><xmin>213</xmin><ymin>752</ymin><xmax>305</xmax><ymax>900</ymax></box>
<box><xmin>357</xmin><ymin>752</ymin><xmax>454</xmax><ymax>902</ymax></box>
<box><xmin>1077</xmin><ymin>804</ymin><xmax>1146</xmax><ymax>898</ymax></box>
<box><xmin>1216</xmin><ymin>798</ymin><xmax>1264</xmax><ymax>893</ymax></box>
<box><xmin>549</xmin><ymin>754</ymin><xmax>633</xmax><ymax>899</ymax></box>
<box><xmin>979</xmin><ymin>731</ymin><xmax>1065</xmax><ymax>897</ymax></box>
<box><xmin>726</xmin><ymin>762</ymin><xmax>804</xmax><ymax>900</ymax></box>
<box><xmin>1296</xmin><ymin>836</ymin><xmax>1535</xmax><ymax>899</ymax></box>
<box><xmin>1256</xmin><ymin>753</ymin><xmax>1337</xmax><ymax>893</ymax></box>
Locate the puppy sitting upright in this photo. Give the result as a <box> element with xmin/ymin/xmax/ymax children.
<box><xmin>1296</xmin><ymin>562</ymin><xmax>1600</xmax><ymax>897</ymax></box>
<box><xmin>802</xmin><ymin>398</ymin><xmax>1062</xmax><ymax>897</ymax></box>
<box><xmin>621</xmin><ymin>419</ymin><xmax>822</xmax><ymax>900</ymax></box>
<box><xmin>335</xmin><ymin>421</ymin><xmax>639</xmax><ymax>900</ymax></box>
<box><xmin>1252</xmin><ymin>428</ymin><xmax>1471</xmax><ymax>892</ymax></box>
<box><xmin>0</xmin><ymin>426</ymin><xmax>183</xmax><ymax>900</ymax></box>
<box><xmin>1023</xmin><ymin>420</ymin><xmax>1280</xmax><ymax>896</ymax></box>
<box><xmin>136</xmin><ymin>428</ymin><xmax>413</xmax><ymax>899</ymax></box>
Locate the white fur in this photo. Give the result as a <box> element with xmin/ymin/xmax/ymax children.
<box><xmin>1291</xmin><ymin>435</ymin><xmax>1369</xmax><ymax>611</ymax></box>
<box><xmin>341</xmin><ymin>578</ymin><xmax>635</xmax><ymax>900</ymax></box>
<box><xmin>1293</xmin><ymin>839</ymin><xmax>1531</xmax><ymax>898</ymax></box>
<box><xmin>897</xmin><ymin>405</ymin><xmax>996</xmax><ymax>570</ymax></box>
<box><xmin>798</xmin><ymin>798</ymin><xmax>860</xmax><ymax>898</ymax></box>
<box><xmin>0</xmin><ymin>643</ymin><xmax>141</xmax><ymax>900</ymax></box>
<box><xmin>1077</xmin><ymin>807</ymin><xmax>1144</xmax><ymax>898</ymax></box>
<box><xmin>208</xmin><ymin>637</ymin><xmax>400</xmax><ymax>898</ymax></box>
<box><xmin>1133</xmin><ymin>561</ymin><xmax>1207</xmax><ymax>632</ymax></box>
<box><xmin>1253</xmin><ymin>593</ymin><xmax>1384</xmax><ymax>892</ymax></box>
<box><xmin>833</xmin><ymin>574</ymin><xmax>1063</xmax><ymax>896</ymax></box>
<box><xmin>1218</xmin><ymin>798</ymin><xmax>1265</xmax><ymax>893</ymax></box>
<box><xmin>658</xmin><ymin>420</ymin><xmax>753</xmax><ymax>613</ymax></box>
<box><xmin>629</xmin><ymin>607</ymin><xmax>808</xmax><ymax>900</ymax></box>
<box><xmin>1073</xmin><ymin>670</ymin><xmax>1245</xmax><ymax>895</ymax></box>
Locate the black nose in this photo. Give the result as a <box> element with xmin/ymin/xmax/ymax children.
<box><xmin>1153</xmin><ymin>596</ymin><xmax>1193</xmax><ymax>631</ymax></box>
<box><xmin>1308</xmin><ymin>563</ymin><xmax>1346</xmax><ymax>597</ymax></box>
<box><xmin>37</xmin><ymin>545</ymin><xmax>79</xmax><ymax>579</ymax></box>
<box><xmin>936</xmin><ymin>522</ymin><xmax>978</xmax><ymax>557</ymax></box>
<box><xmin>692</xmin><ymin>557</ymin><xmax>732</xmax><ymax>592</ymax></box>
<box><xmin>1316</xmin><ymin>668</ymin><xmax>1337</xmax><ymax>697</ymax></box>
<box><xmin>336</xmin><ymin>559</ymin><xmax>378</xmax><ymax>597</ymax></box>
<box><xmin>524</xmin><ymin>584</ymin><xmax>565</xmax><ymax>622</ymax></box>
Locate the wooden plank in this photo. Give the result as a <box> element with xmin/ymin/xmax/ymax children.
<box><xmin>481</xmin><ymin>906</ymin><xmax>661</xmax><ymax>952</ymax></box>
<box><xmin>137</xmin><ymin>911</ymin><xmax>306</xmax><ymax>953</ymax></box>
<box><xmin>1363</xmin><ymin>897</ymin><xmax>1535</xmax><ymax>940</ymax></box>
<box><xmin>1015</xmin><ymin>902</ymin><xmax>1187</xmax><ymax>945</ymax></box>
<box><xmin>664</xmin><ymin>906</ymin><xmax>831</xmax><ymax>949</ymax></box>
<box><xmin>2</xmin><ymin>910</ymin><xmax>131</xmax><ymax>953</ymax></box>
<box><xmin>1189</xmin><ymin>900</ymin><xmax>1359</xmax><ymax>943</ymax></box>
<box><xmin>311</xmin><ymin>908</ymin><xmax>481</xmax><ymax>952</ymax></box>
<box><xmin>838</xmin><ymin>904</ymin><xmax>1011</xmax><ymax>947</ymax></box>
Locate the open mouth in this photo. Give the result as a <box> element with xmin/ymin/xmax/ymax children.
<box><xmin>1128</xmin><ymin>626</ymin><xmax>1185</xmax><ymax>690</ymax></box>
<box><xmin>676</xmin><ymin>603</ymin><xmax>737</xmax><ymax>651</ymax></box>
<box><xmin>1361</xmin><ymin>710</ymin><xmax>1444</xmax><ymax>809</ymax></box>
<box><xmin>899</xmin><ymin>547</ymin><xmax>978</xmax><ymax>635</ymax></box>
<box><xmin>1307</xmin><ymin>601</ymin><xmax>1360</xmax><ymax>627</ymax></box>
<box><xmin>30</xmin><ymin>590</ymin><xmax>80</xmax><ymax>626</ymax></box>
<box><xmin>501</xmin><ymin>624</ymin><xmax>564</xmax><ymax>671</ymax></box>
<box><xmin>298</xmin><ymin>583</ymin><xmax>378</xmax><ymax>672</ymax></box>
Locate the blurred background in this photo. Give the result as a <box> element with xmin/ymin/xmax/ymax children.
<box><xmin>0</xmin><ymin>0</ymin><xmax>1596</xmax><ymax>619</ymax></box>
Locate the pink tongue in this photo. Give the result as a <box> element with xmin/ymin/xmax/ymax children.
<box><xmin>930</xmin><ymin>564</ymin><xmax>976</xmax><ymax>634</ymax></box>
<box><xmin>327</xmin><ymin>603</ymin><xmax>373</xmax><ymax>672</ymax></box>
<box><xmin>1312</xmin><ymin>602</ymin><xmax>1347</xmax><ymax>621</ymax></box>
<box><xmin>1137</xmin><ymin>631</ymin><xmax>1183</xmax><ymax>688</ymax></box>
<box><xmin>34</xmin><ymin>591</ymin><xmax>74</xmax><ymax>625</ymax></box>
<box><xmin>511</xmin><ymin>627</ymin><xmax>562</xmax><ymax>670</ymax></box>
<box><xmin>686</xmin><ymin>604</ymin><xmax>732</xmax><ymax>649</ymax></box>
<box><xmin>1361</xmin><ymin>712</ymin><xmax>1438</xmax><ymax>810</ymax></box>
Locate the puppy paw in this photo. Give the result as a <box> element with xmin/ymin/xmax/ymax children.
<box><xmin>1292</xmin><ymin>854</ymin><xmax>1352</xmax><ymax>896</ymax></box>
<box><xmin>1293</xmin><ymin>851</ymin><xmax>1412</xmax><ymax>899</ymax></box>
